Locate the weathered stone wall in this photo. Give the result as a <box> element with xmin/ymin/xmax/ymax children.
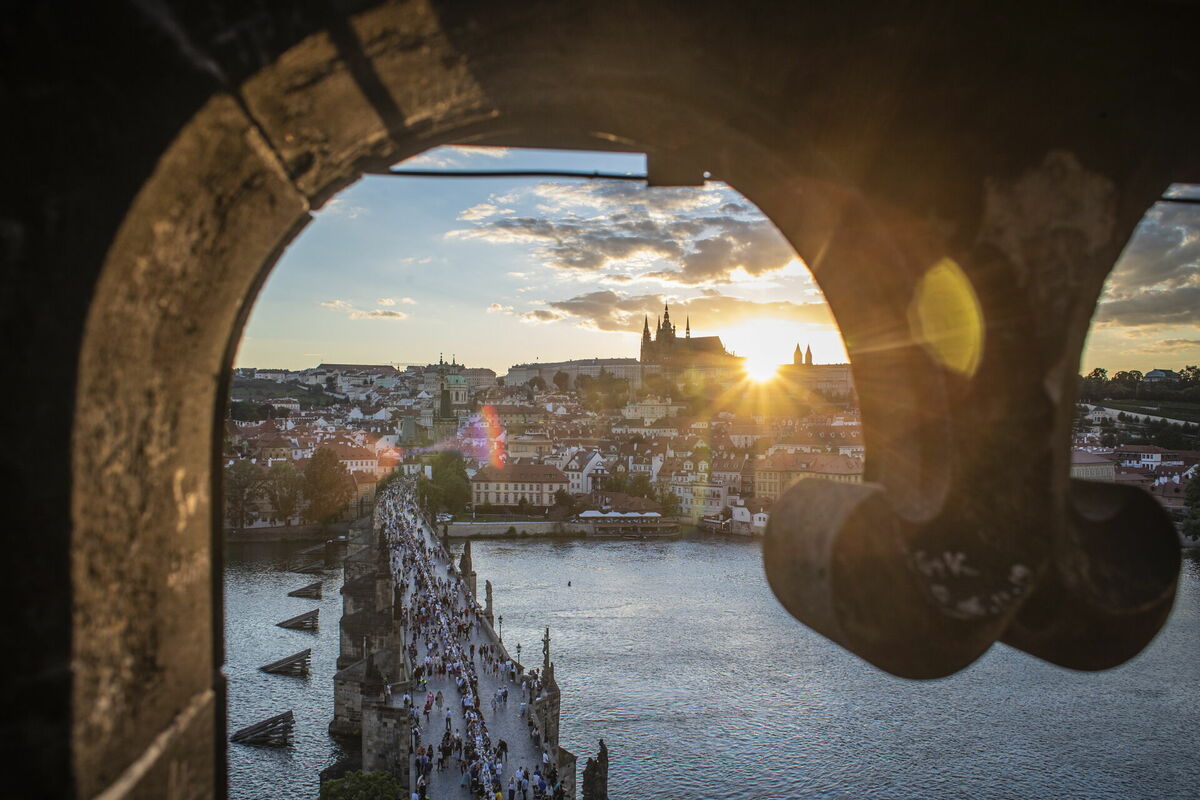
<box><xmin>448</xmin><ymin>521</ymin><xmax>590</xmax><ymax>538</ymax></box>
<box><xmin>223</xmin><ymin>521</ymin><xmax>351</xmax><ymax>542</ymax></box>
<box><xmin>361</xmin><ymin>700</ymin><xmax>411</xmax><ymax>781</ymax></box>
<box><xmin>533</xmin><ymin>687</ymin><xmax>562</xmax><ymax>759</ymax></box>
<box><xmin>558</xmin><ymin>746</ymin><xmax>578</xmax><ymax>799</ymax></box>
<box><xmin>330</xmin><ymin>667</ymin><xmax>367</xmax><ymax>737</ymax></box>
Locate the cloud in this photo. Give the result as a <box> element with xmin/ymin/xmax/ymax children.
<box><xmin>320</xmin><ymin>196</ymin><xmax>367</xmax><ymax>219</ymax></box>
<box><xmin>531</xmin><ymin>289</ymin><xmax>833</xmax><ymax>333</ymax></box>
<box><xmin>1135</xmin><ymin>338</ymin><xmax>1200</xmax><ymax>353</ymax></box>
<box><xmin>321</xmin><ymin>299</ymin><xmax>408</xmax><ymax>321</ymax></box>
<box><xmin>1094</xmin><ymin>203</ymin><xmax>1200</xmax><ymax>327</ymax></box>
<box><xmin>397</xmin><ymin>145</ymin><xmax>512</xmax><ymax>169</ymax></box>
<box><xmin>487</xmin><ymin>303</ymin><xmax>513</xmax><ymax>314</ymax></box>
<box><xmin>1094</xmin><ymin>285</ymin><xmax>1200</xmax><ymax>327</ymax></box>
<box><xmin>521</xmin><ymin>309</ymin><xmax>567</xmax><ymax>323</ymax></box>
<box><xmin>445</xmin><ymin>180</ymin><xmax>800</xmax><ymax>286</ymax></box>
<box><xmin>355</xmin><ymin>309</ymin><xmax>408</xmax><ymax>319</ymax></box>
<box><xmin>377</xmin><ymin>297</ymin><xmax>396</xmax><ymax>306</ymax></box>
<box><xmin>459</xmin><ymin>203</ymin><xmax>515</xmax><ymax>221</ymax></box>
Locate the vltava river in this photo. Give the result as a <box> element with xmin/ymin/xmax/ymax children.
<box><xmin>226</xmin><ymin>536</ymin><xmax>1200</xmax><ymax>799</ymax></box>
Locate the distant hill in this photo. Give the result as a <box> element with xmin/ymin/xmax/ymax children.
<box><xmin>230</xmin><ymin>377</ymin><xmax>339</xmax><ymax>409</ymax></box>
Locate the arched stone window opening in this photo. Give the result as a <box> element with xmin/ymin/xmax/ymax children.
<box><xmin>54</xmin><ymin>5</ymin><xmax>1194</xmax><ymax>798</ymax></box>
<box><xmin>1071</xmin><ymin>186</ymin><xmax>1200</xmax><ymax>549</ymax></box>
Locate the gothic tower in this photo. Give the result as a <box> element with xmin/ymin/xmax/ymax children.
<box><xmin>805</xmin><ymin>344</ymin><xmax>813</xmax><ymax>365</ymax></box>
<box><xmin>794</xmin><ymin>343</ymin><xmax>802</xmax><ymax>367</ymax></box>
<box><xmin>641</xmin><ymin>315</ymin><xmax>652</xmax><ymax>361</ymax></box>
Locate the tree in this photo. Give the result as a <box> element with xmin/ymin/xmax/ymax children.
<box><xmin>304</xmin><ymin>447</ymin><xmax>354</xmax><ymax>524</ymax></box>
<box><xmin>319</xmin><ymin>770</ymin><xmax>405</xmax><ymax>800</ymax></box>
<box><xmin>642</xmin><ymin>372</ymin><xmax>679</xmax><ymax>400</ymax></box>
<box><xmin>553</xmin><ymin>488</ymin><xmax>578</xmax><ymax>516</ymax></box>
<box><xmin>527</xmin><ymin>376</ymin><xmax>547</xmax><ymax>392</ymax></box>
<box><xmin>262</xmin><ymin>461</ymin><xmax>304</xmax><ymax>526</ymax></box>
<box><xmin>602</xmin><ymin>471</ymin><xmax>629</xmax><ymax>494</ymax></box>
<box><xmin>576</xmin><ymin>370</ymin><xmax>630</xmax><ymax>413</ymax></box>
<box><xmin>1111</xmin><ymin>370</ymin><xmax>1144</xmax><ymax>387</ymax></box>
<box><xmin>420</xmin><ymin>451</ymin><xmax>471</xmax><ymax>513</ymax></box>
<box><xmin>224</xmin><ymin>459</ymin><xmax>264</xmax><ymax>531</ymax></box>
<box><xmin>656</xmin><ymin>486</ymin><xmax>682</xmax><ymax>517</ymax></box>
<box><xmin>552</xmin><ymin>370</ymin><xmax>571</xmax><ymax>392</ymax></box>
<box><xmin>229</xmin><ymin>400</ymin><xmax>274</xmax><ymax>421</ymax></box>
<box><xmin>1086</xmin><ymin>367</ymin><xmax>1108</xmax><ymax>381</ymax></box>
<box><xmin>628</xmin><ymin>473</ymin><xmax>654</xmax><ymax>499</ymax></box>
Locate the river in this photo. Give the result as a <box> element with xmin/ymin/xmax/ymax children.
<box><xmin>225</xmin><ymin>536</ymin><xmax>1200</xmax><ymax>799</ymax></box>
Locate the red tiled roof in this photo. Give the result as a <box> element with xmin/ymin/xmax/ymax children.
<box><xmin>472</xmin><ymin>464</ymin><xmax>568</xmax><ymax>483</ymax></box>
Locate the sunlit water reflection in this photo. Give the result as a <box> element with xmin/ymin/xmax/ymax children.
<box><xmin>226</xmin><ymin>536</ymin><xmax>1200</xmax><ymax>799</ymax></box>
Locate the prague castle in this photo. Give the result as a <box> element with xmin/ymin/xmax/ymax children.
<box><xmin>506</xmin><ymin>303</ymin><xmax>853</xmax><ymax>399</ymax></box>
<box><xmin>780</xmin><ymin>343</ymin><xmax>855</xmax><ymax>399</ymax></box>
<box><xmin>640</xmin><ymin>303</ymin><xmax>742</xmax><ymax>377</ymax></box>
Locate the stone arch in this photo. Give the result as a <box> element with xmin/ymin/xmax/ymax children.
<box><xmin>6</xmin><ymin>2</ymin><xmax>1192</xmax><ymax>797</ymax></box>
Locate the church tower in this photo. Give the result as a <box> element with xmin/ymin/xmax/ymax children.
<box><xmin>641</xmin><ymin>315</ymin><xmax>652</xmax><ymax>361</ymax></box>
<box><xmin>805</xmin><ymin>344</ymin><xmax>813</xmax><ymax>365</ymax></box>
<box><xmin>794</xmin><ymin>343</ymin><xmax>802</xmax><ymax>367</ymax></box>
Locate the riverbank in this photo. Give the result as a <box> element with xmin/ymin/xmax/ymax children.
<box><xmin>223</xmin><ymin>520</ymin><xmax>352</xmax><ymax>542</ymax></box>
<box><xmin>447</xmin><ymin>520</ymin><xmax>591</xmax><ymax>538</ymax></box>
<box><xmin>1083</xmin><ymin>402</ymin><xmax>1200</xmax><ymax>425</ymax></box>
<box><xmin>446</xmin><ymin>519</ymin><xmax>685</xmax><ymax>539</ymax></box>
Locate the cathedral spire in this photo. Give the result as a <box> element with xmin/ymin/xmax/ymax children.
<box><xmin>805</xmin><ymin>344</ymin><xmax>813</xmax><ymax>365</ymax></box>
<box><xmin>794</xmin><ymin>343</ymin><xmax>802</xmax><ymax>366</ymax></box>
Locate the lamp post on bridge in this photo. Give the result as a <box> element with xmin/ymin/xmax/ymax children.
<box><xmin>498</xmin><ymin>614</ymin><xmax>503</xmax><ymax>641</ymax></box>
<box><xmin>516</xmin><ymin>642</ymin><xmax>521</xmax><ymax>665</ymax></box>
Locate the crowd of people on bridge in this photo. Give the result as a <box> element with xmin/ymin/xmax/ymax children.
<box><xmin>377</xmin><ymin>480</ymin><xmax>567</xmax><ymax>800</ymax></box>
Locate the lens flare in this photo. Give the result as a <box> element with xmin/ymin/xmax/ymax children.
<box><xmin>909</xmin><ymin>257</ymin><xmax>984</xmax><ymax>378</ymax></box>
<box><xmin>479</xmin><ymin>403</ymin><xmax>506</xmax><ymax>468</ymax></box>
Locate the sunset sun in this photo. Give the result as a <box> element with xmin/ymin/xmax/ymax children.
<box><xmin>743</xmin><ymin>355</ymin><xmax>779</xmax><ymax>382</ymax></box>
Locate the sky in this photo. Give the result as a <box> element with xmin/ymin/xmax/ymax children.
<box><xmin>235</xmin><ymin>146</ymin><xmax>1200</xmax><ymax>376</ymax></box>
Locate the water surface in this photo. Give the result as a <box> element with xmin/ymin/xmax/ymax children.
<box><xmin>226</xmin><ymin>536</ymin><xmax>1200</xmax><ymax>799</ymax></box>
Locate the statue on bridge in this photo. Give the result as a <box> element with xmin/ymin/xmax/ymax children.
<box><xmin>484</xmin><ymin>580</ymin><xmax>494</xmax><ymax>626</ymax></box>
<box><xmin>582</xmin><ymin>739</ymin><xmax>609</xmax><ymax>800</ymax></box>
